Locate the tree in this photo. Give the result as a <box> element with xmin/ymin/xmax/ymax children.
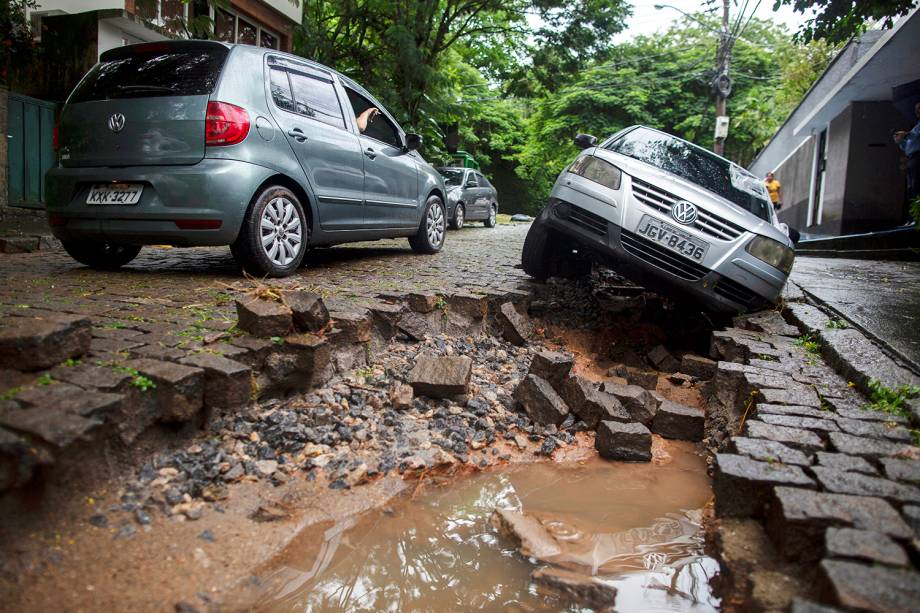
<box><xmin>774</xmin><ymin>0</ymin><xmax>918</xmax><ymax>43</ymax></box>
<box><xmin>0</xmin><ymin>0</ymin><xmax>36</xmax><ymax>83</ymax></box>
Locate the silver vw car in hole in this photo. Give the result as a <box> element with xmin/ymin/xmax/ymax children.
<box><xmin>522</xmin><ymin>126</ymin><xmax>794</xmax><ymax>313</ymax></box>
<box><xmin>46</xmin><ymin>40</ymin><xmax>447</xmax><ymax>277</ymax></box>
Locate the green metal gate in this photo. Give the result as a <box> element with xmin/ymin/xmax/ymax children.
<box><xmin>7</xmin><ymin>92</ymin><xmax>57</xmax><ymax>209</ymax></box>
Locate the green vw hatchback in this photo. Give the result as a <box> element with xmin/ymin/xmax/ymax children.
<box><xmin>46</xmin><ymin>40</ymin><xmax>448</xmax><ymax>276</ymax></box>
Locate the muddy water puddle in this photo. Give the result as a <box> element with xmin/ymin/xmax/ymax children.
<box><xmin>234</xmin><ymin>443</ymin><xmax>717</xmax><ymax>612</ymax></box>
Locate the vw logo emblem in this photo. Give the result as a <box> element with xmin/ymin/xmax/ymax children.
<box><xmin>108</xmin><ymin>113</ymin><xmax>126</xmax><ymax>133</ymax></box>
<box><xmin>671</xmin><ymin>200</ymin><xmax>698</xmax><ymax>225</ymax></box>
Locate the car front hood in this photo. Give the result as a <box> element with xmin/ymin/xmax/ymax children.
<box><xmin>590</xmin><ymin>148</ymin><xmax>791</xmax><ymax>247</ymax></box>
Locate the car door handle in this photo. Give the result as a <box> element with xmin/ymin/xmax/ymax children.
<box><xmin>287</xmin><ymin>129</ymin><xmax>307</xmax><ymax>142</ymax></box>
<box><xmin>364</xmin><ymin>147</ymin><xmax>376</xmax><ymax>160</ymax></box>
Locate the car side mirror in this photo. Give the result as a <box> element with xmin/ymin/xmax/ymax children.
<box><xmin>574</xmin><ymin>133</ymin><xmax>598</xmax><ymax>149</ymax></box>
<box><xmin>466</xmin><ymin>180</ymin><xmax>478</xmax><ymax>187</ymax></box>
<box><xmin>404</xmin><ymin>133</ymin><xmax>422</xmax><ymax>151</ymax></box>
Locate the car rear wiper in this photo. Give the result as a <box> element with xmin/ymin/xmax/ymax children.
<box><xmin>115</xmin><ymin>84</ymin><xmax>180</xmax><ymax>93</ymax></box>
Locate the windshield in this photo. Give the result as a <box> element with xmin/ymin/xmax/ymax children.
<box><xmin>604</xmin><ymin>127</ymin><xmax>773</xmax><ymax>221</ymax></box>
<box><xmin>438</xmin><ymin>168</ymin><xmax>465</xmax><ymax>187</ymax></box>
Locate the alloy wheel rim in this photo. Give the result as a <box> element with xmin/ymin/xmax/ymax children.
<box><xmin>456</xmin><ymin>206</ymin><xmax>464</xmax><ymax>229</ymax></box>
<box><xmin>260</xmin><ymin>196</ymin><xmax>303</xmax><ymax>267</ymax></box>
<box><xmin>489</xmin><ymin>207</ymin><xmax>496</xmax><ymax>225</ymax></box>
<box><xmin>426</xmin><ymin>202</ymin><xmax>445</xmax><ymax>246</ymax></box>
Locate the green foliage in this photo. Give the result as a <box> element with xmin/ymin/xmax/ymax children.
<box><xmin>62</xmin><ymin>358</ymin><xmax>81</xmax><ymax>367</ymax></box>
<box><xmin>35</xmin><ymin>374</ymin><xmax>53</xmax><ymax>386</ymax></box>
<box><xmin>270</xmin><ymin>336</ymin><xmax>285</xmax><ymax>345</ymax></box>
<box><xmin>131</xmin><ymin>376</ymin><xmax>157</xmax><ymax>392</ymax></box>
<box><xmin>0</xmin><ymin>0</ymin><xmax>36</xmax><ymax>83</ymax></box>
<box><xmin>0</xmin><ymin>387</ymin><xmax>20</xmax><ymax>401</ymax></box>
<box><xmin>865</xmin><ymin>379</ymin><xmax>920</xmax><ymax>417</ymax></box>
<box><xmin>774</xmin><ymin>0</ymin><xmax>918</xmax><ymax>44</ymax></box>
<box><xmin>825</xmin><ymin>318</ymin><xmax>849</xmax><ymax>329</ymax></box>
<box><xmin>795</xmin><ymin>333</ymin><xmax>821</xmax><ymax>354</ymax></box>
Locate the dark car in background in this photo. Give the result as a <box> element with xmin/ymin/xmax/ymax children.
<box><xmin>46</xmin><ymin>40</ymin><xmax>447</xmax><ymax>277</ymax></box>
<box><xmin>436</xmin><ymin>167</ymin><xmax>499</xmax><ymax>229</ymax></box>
<box><xmin>522</xmin><ymin>126</ymin><xmax>794</xmax><ymax>314</ymax></box>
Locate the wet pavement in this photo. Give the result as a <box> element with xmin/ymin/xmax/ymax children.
<box><xmin>790</xmin><ymin>257</ymin><xmax>920</xmax><ymax>371</ymax></box>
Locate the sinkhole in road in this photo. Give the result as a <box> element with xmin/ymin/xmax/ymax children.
<box><xmin>233</xmin><ymin>441</ymin><xmax>718</xmax><ymax>612</ymax></box>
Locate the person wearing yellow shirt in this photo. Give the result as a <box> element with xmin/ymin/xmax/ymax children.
<box><xmin>765</xmin><ymin>171</ymin><xmax>782</xmax><ymax>210</ymax></box>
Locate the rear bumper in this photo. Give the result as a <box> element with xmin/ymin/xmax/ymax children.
<box><xmin>539</xmin><ymin>199</ymin><xmax>787</xmax><ymax>313</ymax></box>
<box><xmin>44</xmin><ymin>159</ymin><xmax>274</xmax><ymax>246</ymax></box>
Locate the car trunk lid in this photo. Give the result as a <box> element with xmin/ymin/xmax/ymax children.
<box><xmin>60</xmin><ymin>41</ymin><xmax>230</xmax><ymax>168</ymax></box>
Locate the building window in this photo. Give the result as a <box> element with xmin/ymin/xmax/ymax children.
<box><xmin>260</xmin><ymin>30</ymin><xmax>277</xmax><ymax>49</ymax></box>
<box><xmin>215</xmin><ymin>8</ymin><xmax>235</xmax><ymax>42</ymax></box>
<box><xmin>208</xmin><ymin>6</ymin><xmax>280</xmax><ymax>49</ymax></box>
<box><xmin>237</xmin><ymin>16</ymin><xmax>258</xmax><ymax>45</ymax></box>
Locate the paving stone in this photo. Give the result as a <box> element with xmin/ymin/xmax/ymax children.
<box><xmin>275</xmin><ymin>333</ymin><xmax>332</xmax><ymax>391</ymax></box>
<box><xmin>828</xmin><ymin>432</ymin><xmax>916</xmax><ymax>459</ymax></box>
<box><xmin>235</xmin><ymin>298</ymin><xmax>293</xmax><ymax>338</ymax></box>
<box><xmin>328</xmin><ymin>309</ymin><xmax>373</xmax><ymax>344</ymax></box>
<box><xmin>713</xmin><ymin>454</ymin><xmax>815</xmax><ymax>518</ymax></box>
<box><xmin>179</xmin><ymin>353</ymin><xmax>251</xmax><ymax>409</ymax></box>
<box><xmin>783</xmin><ymin>302</ymin><xmax>827</xmax><ymax>335</ymax></box>
<box><xmin>91</xmin><ymin>327</ymin><xmax>144</xmax><ymax>340</ymax></box>
<box><xmin>757</xmin><ymin>413</ymin><xmax>839</xmax><ymax>433</ymax></box>
<box><xmin>397</xmin><ymin>312</ymin><xmax>434</xmax><ymax>341</ymax></box>
<box><xmin>0</xmin><ymin>406</ymin><xmax>102</xmax><ymax>448</ymax></box>
<box><xmin>89</xmin><ymin>337</ymin><xmax>145</xmax><ymax>354</ymax></box>
<box><xmin>758</xmin><ymin>386</ymin><xmax>821</xmax><ymax>408</ymax></box>
<box><xmin>743</xmin><ymin>420</ymin><xmax>824</xmax><ymax>451</ymax></box>
<box><xmin>369</xmin><ymin>302</ymin><xmax>405</xmax><ymax>339</ymax></box>
<box><xmin>562</xmin><ymin>376</ymin><xmax>629</xmax><ymax>429</ymax></box>
<box><xmin>710</xmin><ymin>361</ymin><xmax>805</xmax><ymax>412</ymax></box>
<box><xmin>734</xmin><ymin>310</ymin><xmax>801</xmax><ymax>337</ymax></box>
<box><xmin>595</xmin><ymin>421</ymin><xmax>652</xmax><ymax>462</ymax></box>
<box><xmin>624</xmin><ymin>366</ymin><xmax>658</xmax><ymax>390</ymax></box>
<box><xmin>880</xmin><ymin>458</ymin><xmax>920</xmax><ymax>484</ymax></box>
<box><xmin>820</xmin><ymin>328</ymin><xmax>920</xmax><ymax>398</ymax></box>
<box><xmin>528</xmin><ymin>351</ymin><xmax>574</xmax><ymax>388</ymax></box>
<box><xmin>789</xmin><ymin>598</ymin><xmax>845</xmax><ymax>613</ymax></box>
<box><xmin>651</xmin><ymin>400</ymin><xmax>704</xmax><ymax>441</ymax></box>
<box><xmin>646</xmin><ymin>344</ymin><xmax>679</xmax><ymax>372</ymax></box>
<box><xmin>283</xmin><ymin>291</ymin><xmax>330</xmax><ymax>332</ymax></box>
<box><xmin>814</xmin><ymin>452</ymin><xmax>878</xmax><ymax>476</ymax></box>
<box><xmin>601</xmin><ymin>383</ymin><xmax>657</xmax><ymax>426</ymax></box>
<box><xmin>811</xmin><ymin>466</ymin><xmax>920</xmax><ymax>505</ymax></box>
<box><xmin>497</xmin><ymin>302</ymin><xmax>532</xmax><ymax>346</ymax></box>
<box><xmin>0</xmin><ymin>314</ymin><xmax>92</xmax><ymax>371</ymax></box>
<box><xmin>729</xmin><ymin>436</ymin><xmax>812</xmax><ymax>466</ymax></box>
<box><xmin>405</xmin><ymin>293</ymin><xmax>439</xmax><ymax>313</ymax></box>
<box><xmin>829</xmin><ymin>403</ymin><xmax>909</xmax><ymax>423</ymax></box>
<box><xmin>408</xmin><ymin>355</ymin><xmax>473</xmax><ymax>399</ymax></box>
<box><xmin>834</xmin><ymin>416</ymin><xmax>914</xmax><ymax>443</ymax></box>
<box><xmin>16</xmin><ymin>383</ymin><xmax>123</xmax><ymax>419</ymax></box>
<box><xmin>825</xmin><ymin>527</ymin><xmax>908</xmax><ymax>566</ymax></box>
<box><xmin>514</xmin><ymin>374</ymin><xmax>569</xmax><ymax>426</ymax></box>
<box><xmin>901</xmin><ymin>506</ymin><xmax>920</xmax><ymax>534</ymax></box>
<box><xmin>0</xmin><ymin>427</ymin><xmax>52</xmax><ymax>491</ymax></box>
<box><xmin>907</xmin><ymin>397</ymin><xmax>920</xmax><ymax>426</ymax></box>
<box><xmin>766</xmin><ymin>487</ymin><xmax>913</xmax><ymax>564</ymax></box>
<box><xmin>124</xmin><ymin>358</ymin><xmax>204</xmax><ymax>423</ymax></box>
<box><xmin>490</xmin><ymin>508</ymin><xmax>561</xmax><ymax>560</ymax></box>
<box><xmin>747</xmin><ymin>357</ymin><xmax>798</xmax><ymax>373</ymax></box>
<box><xmin>679</xmin><ymin>354</ymin><xmax>717</xmax><ymax>379</ymax></box>
<box><xmin>530</xmin><ymin>567</ymin><xmax>617</xmax><ymax>608</ymax></box>
<box><xmin>389</xmin><ymin>383</ymin><xmax>414</xmax><ymax>410</ymax></box>
<box><xmin>755</xmin><ymin>404</ymin><xmax>831</xmax><ymax>419</ymax></box>
<box><xmin>816</xmin><ymin>559</ymin><xmax>920</xmax><ymax>612</ymax></box>
<box><xmin>710</xmin><ymin>328</ymin><xmax>785</xmax><ymax>363</ymax></box>
<box><xmin>130</xmin><ymin>344</ymin><xmax>188</xmax><ymax>361</ymax></box>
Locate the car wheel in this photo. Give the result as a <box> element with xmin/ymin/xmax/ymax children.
<box><xmin>484</xmin><ymin>204</ymin><xmax>497</xmax><ymax>228</ymax></box>
<box><xmin>451</xmin><ymin>203</ymin><xmax>465</xmax><ymax>230</ymax></box>
<box><xmin>61</xmin><ymin>240</ymin><xmax>141</xmax><ymax>270</ymax></box>
<box><xmin>231</xmin><ymin>185</ymin><xmax>307</xmax><ymax>277</ymax></box>
<box><xmin>409</xmin><ymin>195</ymin><xmax>446</xmax><ymax>254</ymax></box>
<box><xmin>521</xmin><ymin>213</ymin><xmax>590</xmax><ymax>281</ymax></box>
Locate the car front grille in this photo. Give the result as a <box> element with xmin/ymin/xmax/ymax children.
<box><xmin>620</xmin><ymin>230</ymin><xmax>709</xmax><ymax>281</ymax></box>
<box><xmin>560</xmin><ymin>204</ymin><xmax>608</xmax><ymax>237</ymax></box>
<box><xmin>713</xmin><ymin>276</ymin><xmax>761</xmax><ymax>306</ymax></box>
<box><xmin>631</xmin><ymin>177</ymin><xmax>746</xmax><ymax>242</ymax></box>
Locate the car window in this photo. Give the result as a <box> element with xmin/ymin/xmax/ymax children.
<box><xmin>268</xmin><ymin>68</ymin><xmax>295</xmax><ymax>113</ymax></box>
<box><xmin>605</xmin><ymin>126</ymin><xmax>772</xmax><ymax>221</ymax></box>
<box><xmin>476</xmin><ymin>173</ymin><xmax>491</xmax><ymax>188</ymax></box>
<box><xmin>288</xmin><ymin>71</ymin><xmax>345</xmax><ymax>129</ymax></box>
<box><xmin>70</xmin><ymin>44</ymin><xmax>229</xmax><ymax>103</ymax></box>
<box><xmin>438</xmin><ymin>168</ymin><xmax>464</xmax><ymax>186</ymax></box>
<box><xmin>345</xmin><ymin>88</ymin><xmax>402</xmax><ymax>148</ymax></box>
<box><xmin>466</xmin><ymin>173</ymin><xmax>478</xmax><ymax>186</ymax></box>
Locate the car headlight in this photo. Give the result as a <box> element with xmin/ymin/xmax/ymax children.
<box><xmin>568</xmin><ymin>155</ymin><xmax>622</xmax><ymax>191</ymax></box>
<box><xmin>746</xmin><ymin>235</ymin><xmax>795</xmax><ymax>274</ymax></box>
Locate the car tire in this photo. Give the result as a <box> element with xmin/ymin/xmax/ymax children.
<box><xmin>521</xmin><ymin>213</ymin><xmax>590</xmax><ymax>281</ymax></box>
<box><xmin>409</xmin><ymin>195</ymin><xmax>446</xmax><ymax>254</ymax></box>
<box><xmin>484</xmin><ymin>204</ymin><xmax>497</xmax><ymax>228</ymax></box>
<box><xmin>61</xmin><ymin>240</ymin><xmax>141</xmax><ymax>270</ymax></box>
<box><xmin>451</xmin><ymin>203</ymin><xmax>465</xmax><ymax>230</ymax></box>
<box><xmin>231</xmin><ymin>185</ymin><xmax>308</xmax><ymax>277</ymax></box>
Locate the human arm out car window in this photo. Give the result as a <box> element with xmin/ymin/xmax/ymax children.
<box><xmin>344</xmin><ymin>88</ymin><xmax>402</xmax><ymax>148</ymax></box>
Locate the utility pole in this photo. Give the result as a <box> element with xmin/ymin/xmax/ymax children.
<box><xmin>712</xmin><ymin>0</ymin><xmax>732</xmax><ymax>156</ymax></box>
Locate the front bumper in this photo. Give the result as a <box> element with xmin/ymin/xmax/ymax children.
<box><xmin>542</xmin><ymin>183</ymin><xmax>789</xmax><ymax>313</ymax></box>
<box><xmin>44</xmin><ymin>158</ymin><xmax>276</xmax><ymax>246</ymax></box>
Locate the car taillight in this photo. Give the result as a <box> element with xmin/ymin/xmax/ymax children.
<box><xmin>52</xmin><ymin>122</ymin><xmax>60</xmax><ymax>152</ymax></box>
<box><xmin>205</xmin><ymin>101</ymin><xmax>250</xmax><ymax>146</ymax></box>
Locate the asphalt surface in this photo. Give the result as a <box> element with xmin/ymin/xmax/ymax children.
<box><xmin>790</xmin><ymin>257</ymin><xmax>920</xmax><ymax>372</ymax></box>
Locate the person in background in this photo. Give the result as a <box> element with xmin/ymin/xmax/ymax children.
<box><xmin>764</xmin><ymin>171</ymin><xmax>782</xmax><ymax>211</ymax></box>
<box><xmin>894</xmin><ymin>100</ymin><xmax>920</xmax><ymax>200</ymax></box>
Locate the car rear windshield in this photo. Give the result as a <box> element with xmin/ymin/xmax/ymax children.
<box><xmin>69</xmin><ymin>44</ymin><xmax>229</xmax><ymax>103</ymax></box>
<box><xmin>604</xmin><ymin>127</ymin><xmax>773</xmax><ymax>221</ymax></box>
